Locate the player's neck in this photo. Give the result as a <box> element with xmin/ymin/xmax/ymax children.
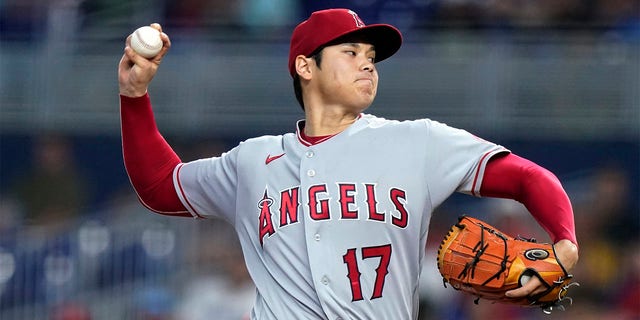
<box><xmin>304</xmin><ymin>107</ymin><xmax>360</xmax><ymax>136</ymax></box>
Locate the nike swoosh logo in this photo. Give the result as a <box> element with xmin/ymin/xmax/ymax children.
<box><xmin>265</xmin><ymin>153</ymin><xmax>286</xmax><ymax>165</ymax></box>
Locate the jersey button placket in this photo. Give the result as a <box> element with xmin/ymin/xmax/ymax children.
<box><xmin>300</xmin><ymin>146</ymin><xmax>330</xmax><ymax>307</ymax></box>
<box><xmin>305</xmin><ymin>149</ymin><xmax>316</xmax><ymax>177</ymax></box>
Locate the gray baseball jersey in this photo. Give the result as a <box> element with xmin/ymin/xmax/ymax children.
<box><xmin>173</xmin><ymin>114</ymin><xmax>508</xmax><ymax>320</ymax></box>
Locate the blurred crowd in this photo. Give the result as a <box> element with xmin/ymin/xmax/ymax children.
<box><xmin>0</xmin><ymin>135</ymin><xmax>258</xmax><ymax>319</ymax></box>
<box><xmin>1</xmin><ymin>0</ymin><xmax>639</xmax><ymax>43</ymax></box>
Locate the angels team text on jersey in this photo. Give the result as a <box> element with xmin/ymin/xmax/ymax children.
<box><xmin>258</xmin><ymin>183</ymin><xmax>409</xmax><ymax>246</ymax></box>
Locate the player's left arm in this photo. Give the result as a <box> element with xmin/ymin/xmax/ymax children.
<box><xmin>480</xmin><ymin>153</ymin><xmax>579</xmax><ymax>298</ymax></box>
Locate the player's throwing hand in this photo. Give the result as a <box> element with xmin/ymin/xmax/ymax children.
<box><xmin>118</xmin><ymin>23</ymin><xmax>171</xmax><ymax>98</ymax></box>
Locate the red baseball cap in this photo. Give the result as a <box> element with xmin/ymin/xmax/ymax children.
<box><xmin>288</xmin><ymin>8</ymin><xmax>403</xmax><ymax>77</ymax></box>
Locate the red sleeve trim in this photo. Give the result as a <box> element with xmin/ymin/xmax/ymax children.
<box><xmin>174</xmin><ymin>164</ymin><xmax>203</xmax><ymax>219</ymax></box>
<box><xmin>470</xmin><ymin>151</ymin><xmax>499</xmax><ymax>197</ymax></box>
<box><xmin>481</xmin><ymin>153</ymin><xmax>578</xmax><ymax>245</ymax></box>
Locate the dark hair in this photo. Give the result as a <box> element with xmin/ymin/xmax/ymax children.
<box><xmin>293</xmin><ymin>49</ymin><xmax>323</xmax><ymax>111</ymax></box>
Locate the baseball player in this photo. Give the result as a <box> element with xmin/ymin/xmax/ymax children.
<box><xmin>118</xmin><ymin>8</ymin><xmax>579</xmax><ymax>320</ymax></box>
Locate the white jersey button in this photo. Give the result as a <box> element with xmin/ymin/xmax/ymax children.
<box><xmin>307</xmin><ymin>169</ymin><xmax>316</xmax><ymax>177</ymax></box>
<box><xmin>321</xmin><ymin>276</ymin><xmax>329</xmax><ymax>285</ymax></box>
<box><xmin>305</xmin><ymin>150</ymin><xmax>314</xmax><ymax>158</ymax></box>
<box><xmin>314</xmin><ymin>234</ymin><xmax>320</xmax><ymax>241</ymax></box>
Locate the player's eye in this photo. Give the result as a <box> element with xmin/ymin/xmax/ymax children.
<box><xmin>345</xmin><ymin>50</ymin><xmax>356</xmax><ymax>56</ymax></box>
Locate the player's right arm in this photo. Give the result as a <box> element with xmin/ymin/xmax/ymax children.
<box><xmin>118</xmin><ymin>24</ymin><xmax>189</xmax><ymax>216</ymax></box>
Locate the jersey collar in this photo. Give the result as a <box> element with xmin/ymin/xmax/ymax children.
<box><xmin>295</xmin><ymin>114</ymin><xmax>363</xmax><ymax>146</ymax></box>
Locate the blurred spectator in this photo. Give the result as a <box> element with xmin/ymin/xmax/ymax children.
<box><xmin>163</xmin><ymin>0</ymin><xmax>238</xmax><ymax>30</ymax></box>
<box><xmin>581</xmin><ymin>165</ymin><xmax>638</xmax><ymax>246</ymax></box>
<box><xmin>175</xmin><ymin>220</ymin><xmax>255</xmax><ymax>320</ymax></box>
<box><xmin>132</xmin><ymin>286</ymin><xmax>175</xmax><ymax>320</ymax></box>
<box><xmin>0</xmin><ymin>0</ymin><xmax>48</xmax><ymax>42</ymax></box>
<box><xmin>236</xmin><ymin>0</ymin><xmax>301</xmax><ymax>35</ymax></box>
<box><xmin>428</xmin><ymin>0</ymin><xmax>579</xmax><ymax>29</ymax></box>
<box><xmin>50</xmin><ymin>301</ymin><xmax>92</xmax><ymax>320</ymax></box>
<box><xmin>612</xmin><ymin>241</ymin><xmax>640</xmax><ymax>319</ymax></box>
<box><xmin>0</xmin><ymin>196</ymin><xmax>22</xmax><ymax>238</ymax></box>
<box><xmin>594</xmin><ymin>0</ymin><xmax>640</xmax><ymax>28</ymax></box>
<box><xmin>571</xmin><ymin>164</ymin><xmax>640</xmax><ymax>319</ymax></box>
<box><xmin>589</xmin><ymin>0</ymin><xmax>640</xmax><ymax>44</ymax></box>
<box><xmin>9</xmin><ymin>134</ymin><xmax>89</xmax><ymax>235</ymax></box>
<box><xmin>418</xmin><ymin>207</ymin><xmax>458</xmax><ymax>320</ymax></box>
<box><xmin>45</xmin><ymin>0</ymin><xmax>82</xmax><ymax>52</ymax></box>
<box><xmin>77</xmin><ymin>0</ymin><xmax>130</xmax><ymax>24</ymax></box>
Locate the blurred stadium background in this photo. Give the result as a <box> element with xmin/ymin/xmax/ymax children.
<box><xmin>0</xmin><ymin>0</ymin><xmax>638</xmax><ymax>319</ymax></box>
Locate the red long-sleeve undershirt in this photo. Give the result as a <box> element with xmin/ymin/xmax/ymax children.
<box><xmin>120</xmin><ymin>93</ymin><xmax>577</xmax><ymax>244</ymax></box>
<box><xmin>120</xmin><ymin>94</ymin><xmax>189</xmax><ymax>217</ymax></box>
<box><xmin>480</xmin><ymin>153</ymin><xmax>577</xmax><ymax>244</ymax></box>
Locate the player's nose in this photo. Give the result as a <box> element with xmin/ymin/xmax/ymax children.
<box><xmin>360</xmin><ymin>58</ymin><xmax>375</xmax><ymax>72</ymax></box>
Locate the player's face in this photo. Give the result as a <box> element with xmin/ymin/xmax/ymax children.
<box><xmin>313</xmin><ymin>42</ymin><xmax>378</xmax><ymax>111</ymax></box>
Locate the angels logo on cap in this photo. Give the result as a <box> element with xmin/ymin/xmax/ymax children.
<box><xmin>348</xmin><ymin>10</ymin><xmax>365</xmax><ymax>28</ymax></box>
<box><xmin>288</xmin><ymin>8</ymin><xmax>403</xmax><ymax>77</ymax></box>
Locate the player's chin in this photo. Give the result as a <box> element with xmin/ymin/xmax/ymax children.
<box><xmin>356</xmin><ymin>80</ymin><xmax>376</xmax><ymax>92</ymax></box>
<box><xmin>355</xmin><ymin>88</ymin><xmax>376</xmax><ymax>103</ymax></box>
<box><xmin>352</xmin><ymin>97</ymin><xmax>375</xmax><ymax>111</ymax></box>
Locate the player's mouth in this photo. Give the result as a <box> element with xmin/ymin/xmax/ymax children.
<box><xmin>355</xmin><ymin>78</ymin><xmax>374</xmax><ymax>85</ymax></box>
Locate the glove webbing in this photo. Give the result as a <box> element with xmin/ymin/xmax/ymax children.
<box><xmin>456</xmin><ymin>221</ymin><xmax>510</xmax><ymax>286</ymax></box>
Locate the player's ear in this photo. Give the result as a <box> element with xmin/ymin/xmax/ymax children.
<box><xmin>295</xmin><ymin>55</ymin><xmax>313</xmax><ymax>80</ymax></box>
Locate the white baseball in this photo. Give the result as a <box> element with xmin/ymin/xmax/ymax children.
<box><xmin>130</xmin><ymin>26</ymin><xmax>162</xmax><ymax>58</ymax></box>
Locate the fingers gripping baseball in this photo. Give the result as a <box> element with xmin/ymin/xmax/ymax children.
<box><xmin>118</xmin><ymin>23</ymin><xmax>171</xmax><ymax>97</ymax></box>
<box><xmin>505</xmin><ymin>273</ymin><xmax>544</xmax><ymax>298</ymax></box>
<box><xmin>505</xmin><ymin>239</ymin><xmax>578</xmax><ymax>299</ymax></box>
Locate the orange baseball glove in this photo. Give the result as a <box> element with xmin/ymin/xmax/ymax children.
<box><xmin>437</xmin><ymin>215</ymin><xmax>578</xmax><ymax>313</ymax></box>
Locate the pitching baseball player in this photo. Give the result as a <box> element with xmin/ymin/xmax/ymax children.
<box><xmin>118</xmin><ymin>8</ymin><xmax>579</xmax><ymax>320</ymax></box>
